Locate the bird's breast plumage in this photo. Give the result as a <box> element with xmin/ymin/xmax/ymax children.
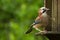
<box><xmin>41</xmin><ymin>13</ymin><xmax>49</xmax><ymax>26</ymax></box>
<box><xmin>42</xmin><ymin>13</ymin><xmax>47</xmax><ymax>17</ymax></box>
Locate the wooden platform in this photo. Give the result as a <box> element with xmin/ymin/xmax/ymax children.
<box><xmin>35</xmin><ymin>31</ymin><xmax>60</xmax><ymax>40</ymax></box>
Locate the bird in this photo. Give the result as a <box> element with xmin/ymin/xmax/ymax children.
<box><xmin>25</xmin><ymin>7</ymin><xmax>50</xmax><ymax>34</ymax></box>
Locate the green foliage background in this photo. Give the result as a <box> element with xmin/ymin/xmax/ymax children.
<box><xmin>0</xmin><ymin>0</ymin><xmax>49</xmax><ymax>40</ymax></box>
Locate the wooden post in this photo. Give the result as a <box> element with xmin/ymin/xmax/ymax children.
<box><xmin>44</xmin><ymin>0</ymin><xmax>52</xmax><ymax>31</ymax></box>
<box><xmin>58</xmin><ymin>0</ymin><xmax>60</xmax><ymax>32</ymax></box>
<box><xmin>36</xmin><ymin>0</ymin><xmax>60</xmax><ymax>40</ymax></box>
<box><xmin>52</xmin><ymin>0</ymin><xmax>58</xmax><ymax>32</ymax></box>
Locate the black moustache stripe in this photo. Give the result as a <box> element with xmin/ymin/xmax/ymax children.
<box><xmin>43</xmin><ymin>10</ymin><xmax>46</xmax><ymax>13</ymax></box>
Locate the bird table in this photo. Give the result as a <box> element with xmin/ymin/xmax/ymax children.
<box><xmin>36</xmin><ymin>0</ymin><xmax>60</xmax><ymax>40</ymax></box>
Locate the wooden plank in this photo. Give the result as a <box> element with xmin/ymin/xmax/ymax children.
<box><xmin>44</xmin><ymin>0</ymin><xmax>52</xmax><ymax>31</ymax></box>
<box><xmin>58</xmin><ymin>0</ymin><xmax>60</xmax><ymax>32</ymax></box>
<box><xmin>35</xmin><ymin>31</ymin><xmax>60</xmax><ymax>36</ymax></box>
<box><xmin>52</xmin><ymin>0</ymin><xmax>58</xmax><ymax>32</ymax></box>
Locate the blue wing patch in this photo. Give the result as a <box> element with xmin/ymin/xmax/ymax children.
<box><xmin>32</xmin><ymin>20</ymin><xmax>41</xmax><ymax>26</ymax></box>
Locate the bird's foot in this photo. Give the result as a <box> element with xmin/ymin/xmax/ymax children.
<box><xmin>41</xmin><ymin>30</ymin><xmax>47</xmax><ymax>32</ymax></box>
<box><xmin>40</xmin><ymin>30</ymin><xmax>47</xmax><ymax>34</ymax></box>
<box><xmin>35</xmin><ymin>30</ymin><xmax>48</xmax><ymax>35</ymax></box>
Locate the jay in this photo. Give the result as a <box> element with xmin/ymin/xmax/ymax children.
<box><xmin>26</xmin><ymin>7</ymin><xmax>50</xmax><ymax>34</ymax></box>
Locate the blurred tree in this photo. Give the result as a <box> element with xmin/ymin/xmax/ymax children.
<box><xmin>0</xmin><ymin>0</ymin><xmax>49</xmax><ymax>40</ymax></box>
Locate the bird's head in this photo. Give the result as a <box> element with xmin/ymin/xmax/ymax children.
<box><xmin>38</xmin><ymin>7</ymin><xmax>50</xmax><ymax>14</ymax></box>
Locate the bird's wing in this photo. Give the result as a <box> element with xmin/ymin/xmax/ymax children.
<box><xmin>31</xmin><ymin>16</ymin><xmax>42</xmax><ymax>26</ymax></box>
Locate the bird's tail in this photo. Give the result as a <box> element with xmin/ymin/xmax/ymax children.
<box><xmin>25</xmin><ymin>25</ymin><xmax>33</xmax><ymax>34</ymax></box>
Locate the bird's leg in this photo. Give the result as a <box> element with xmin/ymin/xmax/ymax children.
<box><xmin>41</xmin><ymin>27</ymin><xmax>47</xmax><ymax>33</ymax></box>
<box><xmin>35</xmin><ymin>27</ymin><xmax>42</xmax><ymax>32</ymax></box>
<box><xmin>35</xmin><ymin>27</ymin><xmax>47</xmax><ymax>34</ymax></box>
<box><xmin>33</xmin><ymin>26</ymin><xmax>47</xmax><ymax>33</ymax></box>
<box><xmin>33</xmin><ymin>26</ymin><xmax>43</xmax><ymax>32</ymax></box>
